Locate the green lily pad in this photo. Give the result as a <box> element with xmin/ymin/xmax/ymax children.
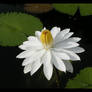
<box><xmin>79</xmin><ymin>4</ymin><xmax>92</xmax><ymax>16</ymax></box>
<box><xmin>0</xmin><ymin>12</ymin><xmax>43</xmax><ymax>46</ymax></box>
<box><xmin>53</xmin><ymin>4</ymin><xmax>92</xmax><ymax>16</ymax></box>
<box><xmin>66</xmin><ymin>67</ymin><xmax>92</xmax><ymax>88</ymax></box>
<box><xmin>52</xmin><ymin>4</ymin><xmax>78</xmax><ymax>15</ymax></box>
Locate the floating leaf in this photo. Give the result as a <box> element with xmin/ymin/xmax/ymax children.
<box><xmin>52</xmin><ymin>4</ymin><xmax>78</xmax><ymax>15</ymax></box>
<box><xmin>66</xmin><ymin>67</ymin><xmax>92</xmax><ymax>88</ymax></box>
<box><xmin>0</xmin><ymin>12</ymin><xmax>43</xmax><ymax>46</ymax></box>
<box><xmin>79</xmin><ymin>4</ymin><xmax>92</xmax><ymax>16</ymax></box>
<box><xmin>24</xmin><ymin>4</ymin><xmax>53</xmax><ymax>13</ymax></box>
<box><xmin>53</xmin><ymin>4</ymin><xmax>92</xmax><ymax>16</ymax></box>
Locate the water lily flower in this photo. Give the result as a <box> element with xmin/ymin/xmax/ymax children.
<box><xmin>16</xmin><ymin>27</ymin><xmax>85</xmax><ymax>80</ymax></box>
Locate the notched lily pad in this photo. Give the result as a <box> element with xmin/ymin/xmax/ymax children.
<box><xmin>66</xmin><ymin>67</ymin><xmax>92</xmax><ymax>88</ymax></box>
<box><xmin>0</xmin><ymin>12</ymin><xmax>43</xmax><ymax>46</ymax></box>
<box><xmin>53</xmin><ymin>4</ymin><xmax>92</xmax><ymax>16</ymax></box>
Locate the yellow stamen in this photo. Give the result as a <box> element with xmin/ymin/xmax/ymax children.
<box><xmin>40</xmin><ymin>30</ymin><xmax>53</xmax><ymax>49</ymax></box>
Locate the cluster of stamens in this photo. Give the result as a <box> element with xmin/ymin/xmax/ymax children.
<box><xmin>40</xmin><ymin>30</ymin><xmax>53</xmax><ymax>50</ymax></box>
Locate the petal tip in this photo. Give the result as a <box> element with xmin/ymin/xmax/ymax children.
<box><xmin>46</xmin><ymin>76</ymin><xmax>51</xmax><ymax>80</ymax></box>
<box><xmin>66</xmin><ymin>28</ymin><xmax>70</xmax><ymax>32</ymax></box>
<box><xmin>24</xmin><ymin>70</ymin><xmax>28</xmax><ymax>74</ymax></box>
<box><xmin>30</xmin><ymin>71</ymin><xmax>34</xmax><ymax>76</ymax></box>
<box><xmin>63</xmin><ymin>69</ymin><xmax>67</xmax><ymax>73</ymax></box>
<box><xmin>22</xmin><ymin>62</ymin><xmax>25</xmax><ymax>66</ymax></box>
<box><xmin>82</xmin><ymin>48</ymin><xmax>85</xmax><ymax>52</ymax></box>
<box><xmin>16</xmin><ymin>55</ymin><xmax>20</xmax><ymax>58</ymax></box>
<box><xmin>19</xmin><ymin>45</ymin><xmax>25</xmax><ymax>50</ymax></box>
<box><xmin>43</xmin><ymin>27</ymin><xmax>46</xmax><ymax>30</ymax></box>
<box><xmin>68</xmin><ymin>68</ymin><xmax>73</xmax><ymax>73</ymax></box>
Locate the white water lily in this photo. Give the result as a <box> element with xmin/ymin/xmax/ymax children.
<box><xmin>16</xmin><ymin>27</ymin><xmax>85</xmax><ymax>80</ymax></box>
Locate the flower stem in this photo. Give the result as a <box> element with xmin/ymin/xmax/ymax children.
<box><xmin>54</xmin><ymin>68</ymin><xmax>61</xmax><ymax>88</ymax></box>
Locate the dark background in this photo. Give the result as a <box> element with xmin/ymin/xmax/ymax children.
<box><xmin>0</xmin><ymin>4</ymin><xmax>91</xmax><ymax>88</ymax></box>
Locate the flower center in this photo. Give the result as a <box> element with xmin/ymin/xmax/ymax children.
<box><xmin>40</xmin><ymin>30</ymin><xmax>53</xmax><ymax>50</ymax></box>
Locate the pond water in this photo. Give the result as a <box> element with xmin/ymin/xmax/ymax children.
<box><xmin>0</xmin><ymin>4</ymin><xmax>91</xmax><ymax>88</ymax></box>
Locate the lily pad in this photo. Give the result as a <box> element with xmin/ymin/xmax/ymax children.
<box><xmin>52</xmin><ymin>4</ymin><xmax>78</xmax><ymax>15</ymax></box>
<box><xmin>53</xmin><ymin>4</ymin><xmax>92</xmax><ymax>16</ymax></box>
<box><xmin>0</xmin><ymin>12</ymin><xmax>43</xmax><ymax>46</ymax></box>
<box><xmin>79</xmin><ymin>4</ymin><xmax>92</xmax><ymax>16</ymax></box>
<box><xmin>24</xmin><ymin>4</ymin><xmax>53</xmax><ymax>13</ymax></box>
<box><xmin>66</xmin><ymin>67</ymin><xmax>92</xmax><ymax>88</ymax></box>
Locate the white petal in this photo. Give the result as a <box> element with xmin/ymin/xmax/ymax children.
<box><xmin>41</xmin><ymin>27</ymin><xmax>46</xmax><ymax>32</ymax></box>
<box><xmin>22</xmin><ymin>49</ymin><xmax>46</xmax><ymax>66</ymax></box>
<box><xmin>66</xmin><ymin>37</ymin><xmax>81</xmax><ymax>43</ymax></box>
<box><xmin>16</xmin><ymin>50</ymin><xmax>35</xmax><ymax>58</ymax></box>
<box><xmin>52</xmin><ymin>50</ymin><xmax>70</xmax><ymax>60</ymax></box>
<box><xmin>56</xmin><ymin>37</ymin><xmax>81</xmax><ymax>45</ymax></box>
<box><xmin>23</xmin><ymin>36</ymin><xmax>42</xmax><ymax>50</ymax></box>
<box><xmin>23</xmin><ymin>37</ymin><xmax>41</xmax><ymax>47</ymax></box>
<box><xmin>42</xmin><ymin>50</ymin><xmax>51</xmax><ymax>64</ymax></box>
<box><xmin>43</xmin><ymin>63</ymin><xmax>53</xmax><ymax>80</ymax></box>
<box><xmin>19</xmin><ymin>44</ymin><xmax>43</xmax><ymax>51</ymax></box>
<box><xmin>67</xmin><ymin>47</ymin><xmax>85</xmax><ymax>53</ymax></box>
<box><xmin>51</xmin><ymin>51</ymin><xmax>66</xmax><ymax>72</ymax></box>
<box><xmin>22</xmin><ymin>57</ymin><xmax>34</xmax><ymax>66</ymax></box>
<box><xmin>51</xmin><ymin>27</ymin><xmax>60</xmax><ymax>39</ymax></box>
<box><xmin>63</xmin><ymin>60</ymin><xmax>73</xmax><ymax>73</ymax></box>
<box><xmin>27</xmin><ymin>36</ymin><xmax>36</xmax><ymax>41</ymax></box>
<box><xmin>65</xmin><ymin>51</ymin><xmax>80</xmax><ymax>61</ymax></box>
<box><xmin>19</xmin><ymin>37</ymin><xmax>43</xmax><ymax>50</ymax></box>
<box><xmin>72</xmin><ymin>37</ymin><xmax>81</xmax><ymax>42</ymax></box>
<box><xmin>19</xmin><ymin>45</ymin><xmax>27</xmax><ymax>50</ymax></box>
<box><xmin>43</xmin><ymin>50</ymin><xmax>53</xmax><ymax>80</ymax></box>
<box><xmin>35</xmin><ymin>31</ymin><xmax>41</xmax><ymax>40</ymax></box>
<box><xmin>54</xmin><ymin>48</ymin><xmax>80</xmax><ymax>61</ymax></box>
<box><xmin>54</xmin><ymin>28</ymin><xmax>70</xmax><ymax>44</ymax></box>
<box><xmin>55</xmin><ymin>41</ymin><xmax>79</xmax><ymax>49</ymax></box>
<box><xmin>24</xmin><ymin>64</ymin><xmax>32</xmax><ymax>74</ymax></box>
<box><xmin>31</xmin><ymin>59</ymin><xmax>42</xmax><ymax>75</ymax></box>
<box><xmin>62</xmin><ymin>32</ymin><xmax>74</xmax><ymax>40</ymax></box>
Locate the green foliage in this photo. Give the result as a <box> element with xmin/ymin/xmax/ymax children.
<box><xmin>53</xmin><ymin>4</ymin><xmax>92</xmax><ymax>16</ymax></box>
<box><xmin>79</xmin><ymin>4</ymin><xmax>92</xmax><ymax>16</ymax></box>
<box><xmin>66</xmin><ymin>67</ymin><xmax>92</xmax><ymax>88</ymax></box>
<box><xmin>0</xmin><ymin>12</ymin><xmax>43</xmax><ymax>46</ymax></box>
<box><xmin>53</xmin><ymin>4</ymin><xmax>78</xmax><ymax>15</ymax></box>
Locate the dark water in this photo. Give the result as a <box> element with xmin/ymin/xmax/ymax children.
<box><xmin>0</xmin><ymin>4</ymin><xmax>91</xmax><ymax>88</ymax></box>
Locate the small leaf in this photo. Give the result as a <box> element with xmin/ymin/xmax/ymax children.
<box><xmin>53</xmin><ymin>4</ymin><xmax>92</xmax><ymax>16</ymax></box>
<box><xmin>66</xmin><ymin>67</ymin><xmax>92</xmax><ymax>88</ymax></box>
<box><xmin>0</xmin><ymin>12</ymin><xmax>43</xmax><ymax>46</ymax></box>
